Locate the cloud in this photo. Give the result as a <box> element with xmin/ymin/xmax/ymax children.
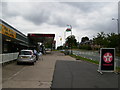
<box><xmin>1</xmin><ymin>1</ymin><xmax>118</xmax><ymax>46</ymax></box>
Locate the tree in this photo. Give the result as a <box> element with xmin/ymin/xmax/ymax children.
<box><xmin>93</xmin><ymin>32</ymin><xmax>107</xmax><ymax>47</ymax></box>
<box><xmin>81</xmin><ymin>36</ymin><xmax>89</xmax><ymax>42</ymax></box>
<box><xmin>107</xmin><ymin>33</ymin><xmax>120</xmax><ymax>52</ymax></box>
<box><xmin>93</xmin><ymin>32</ymin><xmax>120</xmax><ymax>52</ymax></box>
<box><xmin>80</xmin><ymin>36</ymin><xmax>92</xmax><ymax>50</ymax></box>
<box><xmin>65</xmin><ymin>35</ymin><xmax>77</xmax><ymax>48</ymax></box>
<box><xmin>57</xmin><ymin>46</ymin><xmax>63</xmax><ymax>50</ymax></box>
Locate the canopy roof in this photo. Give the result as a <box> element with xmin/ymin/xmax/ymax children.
<box><xmin>28</xmin><ymin>33</ymin><xmax>55</xmax><ymax>46</ymax></box>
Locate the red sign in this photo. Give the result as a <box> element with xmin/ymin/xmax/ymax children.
<box><xmin>100</xmin><ymin>48</ymin><xmax>115</xmax><ymax>71</ymax></box>
<box><xmin>29</xmin><ymin>34</ymin><xmax>55</xmax><ymax>37</ymax></box>
<box><xmin>103</xmin><ymin>52</ymin><xmax>113</xmax><ymax>63</ymax></box>
<box><xmin>66</xmin><ymin>28</ymin><xmax>71</xmax><ymax>32</ymax></box>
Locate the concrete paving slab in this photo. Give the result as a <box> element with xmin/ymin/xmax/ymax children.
<box><xmin>2</xmin><ymin>51</ymin><xmax>75</xmax><ymax>88</ymax></box>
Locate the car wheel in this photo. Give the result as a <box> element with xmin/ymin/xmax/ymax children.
<box><xmin>17</xmin><ymin>62</ymin><xmax>20</xmax><ymax>65</ymax></box>
<box><xmin>32</xmin><ymin>62</ymin><xmax>34</xmax><ymax>65</ymax></box>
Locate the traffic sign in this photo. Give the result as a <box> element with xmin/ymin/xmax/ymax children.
<box><xmin>98</xmin><ymin>48</ymin><xmax>116</xmax><ymax>74</ymax></box>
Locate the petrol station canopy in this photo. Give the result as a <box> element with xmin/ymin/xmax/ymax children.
<box><xmin>28</xmin><ymin>33</ymin><xmax>55</xmax><ymax>46</ymax></box>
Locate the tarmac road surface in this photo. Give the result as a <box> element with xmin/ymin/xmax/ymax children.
<box><xmin>2</xmin><ymin>51</ymin><xmax>119</xmax><ymax>90</ymax></box>
<box><xmin>51</xmin><ymin>59</ymin><xmax>119</xmax><ymax>89</ymax></box>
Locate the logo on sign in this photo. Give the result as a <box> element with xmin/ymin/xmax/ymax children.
<box><xmin>103</xmin><ymin>52</ymin><xmax>113</xmax><ymax>63</ymax></box>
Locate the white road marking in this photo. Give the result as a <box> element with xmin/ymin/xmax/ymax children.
<box><xmin>6</xmin><ymin>66</ymin><xmax>26</xmax><ymax>81</ymax></box>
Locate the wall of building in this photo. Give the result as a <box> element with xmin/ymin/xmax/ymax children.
<box><xmin>0</xmin><ymin>20</ymin><xmax>29</xmax><ymax>54</ymax></box>
<box><xmin>0</xmin><ymin>19</ymin><xmax>29</xmax><ymax>63</ymax></box>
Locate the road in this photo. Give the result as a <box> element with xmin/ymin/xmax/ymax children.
<box><xmin>2</xmin><ymin>51</ymin><xmax>119</xmax><ymax>89</ymax></box>
<box><xmin>51</xmin><ymin>60</ymin><xmax>119</xmax><ymax>88</ymax></box>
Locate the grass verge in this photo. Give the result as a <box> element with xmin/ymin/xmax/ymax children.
<box><xmin>69</xmin><ymin>54</ymin><xmax>120</xmax><ymax>72</ymax></box>
<box><xmin>52</xmin><ymin>50</ymin><xmax>58</xmax><ymax>51</ymax></box>
<box><xmin>70</xmin><ymin>54</ymin><xmax>99</xmax><ymax>64</ymax></box>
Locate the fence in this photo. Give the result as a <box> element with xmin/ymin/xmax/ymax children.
<box><xmin>0</xmin><ymin>52</ymin><xmax>19</xmax><ymax>64</ymax></box>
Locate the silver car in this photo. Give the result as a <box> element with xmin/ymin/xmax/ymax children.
<box><xmin>17</xmin><ymin>50</ymin><xmax>36</xmax><ymax>65</ymax></box>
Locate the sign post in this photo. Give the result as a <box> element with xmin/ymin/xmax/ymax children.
<box><xmin>97</xmin><ymin>48</ymin><xmax>116</xmax><ymax>74</ymax></box>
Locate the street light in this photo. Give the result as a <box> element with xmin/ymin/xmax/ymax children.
<box><xmin>112</xmin><ymin>18</ymin><xmax>119</xmax><ymax>34</ymax></box>
<box><xmin>65</xmin><ymin>24</ymin><xmax>73</xmax><ymax>54</ymax></box>
<box><xmin>76</xmin><ymin>36</ymin><xmax>80</xmax><ymax>48</ymax></box>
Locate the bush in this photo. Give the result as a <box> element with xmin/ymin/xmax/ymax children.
<box><xmin>79</xmin><ymin>45</ymin><xmax>92</xmax><ymax>50</ymax></box>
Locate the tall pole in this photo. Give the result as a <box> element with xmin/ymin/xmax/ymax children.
<box><xmin>76</xmin><ymin>36</ymin><xmax>79</xmax><ymax>48</ymax></box>
<box><xmin>112</xmin><ymin>18</ymin><xmax>119</xmax><ymax>34</ymax></box>
<box><xmin>67</xmin><ymin>24</ymin><xmax>72</xmax><ymax>54</ymax></box>
<box><xmin>118</xmin><ymin>1</ymin><xmax>120</xmax><ymax>35</ymax></box>
<box><xmin>117</xmin><ymin>19</ymin><xmax>119</xmax><ymax>34</ymax></box>
<box><xmin>70</xmin><ymin>25</ymin><xmax>72</xmax><ymax>54</ymax></box>
<box><xmin>66</xmin><ymin>24</ymin><xmax>73</xmax><ymax>54</ymax></box>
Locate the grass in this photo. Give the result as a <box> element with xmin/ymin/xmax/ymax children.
<box><xmin>116</xmin><ymin>67</ymin><xmax>120</xmax><ymax>72</ymax></box>
<box><xmin>69</xmin><ymin>54</ymin><xmax>120</xmax><ymax>72</ymax></box>
<box><xmin>60</xmin><ymin>50</ymin><xmax>120</xmax><ymax>72</ymax></box>
<box><xmin>52</xmin><ymin>49</ymin><xmax>58</xmax><ymax>51</ymax></box>
<box><xmin>70</xmin><ymin>54</ymin><xmax>99</xmax><ymax>64</ymax></box>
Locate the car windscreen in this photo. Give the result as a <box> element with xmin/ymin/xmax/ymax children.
<box><xmin>19</xmin><ymin>51</ymin><xmax>32</xmax><ymax>55</ymax></box>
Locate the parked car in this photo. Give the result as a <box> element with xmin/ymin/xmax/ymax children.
<box><xmin>17</xmin><ymin>50</ymin><xmax>36</xmax><ymax>65</ymax></box>
<box><xmin>45</xmin><ymin>48</ymin><xmax>52</xmax><ymax>54</ymax></box>
<box><xmin>60</xmin><ymin>49</ymin><xmax>65</xmax><ymax>52</ymax></box>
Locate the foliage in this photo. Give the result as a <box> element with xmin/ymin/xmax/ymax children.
<box><xmin>79</xmin><ymin>45</ymin><xmax>92</xmax><ymax>50</ymax></box>
<box><xmin>70</xmin><ymin>54</ymin><xmax>120</xmax><ymax>72</ymax></box>
<box><xmin>93</xmin><ymin>32</ymin><xmax>120</xmax><ymax>53</ymax></box>
<box><xmin>70</xmin><ymin>54</ymin><xmax>99</xmax><ymax>64</ymax></box>
<box><xmin>81</xmin><ymin>36</ymin><xmax>89</xmax><ymax>42</ymax></box>
<box><xmin>107</xmin><ymin>33</ymin><xmax>120</xmax><ymax>48</ymax></box>
<box><xmin>57</xmin><ymin>46</ymin><xmax>63</xmax><ymax>50</ymax></box>
<box><xmin>93</xmin><ymin>32</ymin><xmax>107</xmax><ymax>47</ymax></box>
<box><xmin>45</xmin><ymin>42</ymin><xmax>52</xmax><ymax>48</ymax></box>
<box><xmin>65</xmin><ymin>35</ymin><xmax>77</xmax><ymax>48</ymax></box>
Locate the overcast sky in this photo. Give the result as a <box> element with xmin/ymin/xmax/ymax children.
<box><xmin>1</xmin><ymin>0</ymin><xmax>119</xmax><ymax>47</ymax></box>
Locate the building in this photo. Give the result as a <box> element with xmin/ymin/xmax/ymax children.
<box><xmin>0</xmin><ymin>19</ymin><xmax>55</xmax><ymax>63</ymax></box>
<box><xmin>0</xmin><ymin>19</ymin><xmax>29</xmax><ymax>53</ymax></box>
<box><xmin>0</xmin><ymin>19</ymin><xmax>29</xmax><ymax>63</ymax></box>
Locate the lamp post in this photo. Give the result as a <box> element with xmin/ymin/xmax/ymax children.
<box><xmin>76</xmin><ymin>36</ymin><xmax>80</xmax><ymax>48</ymax></box>
<box><xmin>112</xmin><ymin>18</ymin><xmax>119</xmax><ymax>34</ymax></box>
<box><xmin>112</xmin><ymin>18</ymin><xmax>120</xmax><ymax>73</ymax></box>
<box><xmin>66</xmin><ymin>24</ymin><xmax>72</xmax><ymax>54</ymax></box>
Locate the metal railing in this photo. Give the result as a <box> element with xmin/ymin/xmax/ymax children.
<box><xmin>0</xmin><ymin>52</ymin><xmax>19</xmax><ymax>64</ymax></box>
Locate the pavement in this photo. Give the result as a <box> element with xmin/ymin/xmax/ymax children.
<box><xmin>2</xmin><ymin>51</ymin><xmax>75</xmax><ymax>89</ymax></box>
<box><xmin>2</xmin><ymin>51</ymin><xmax>120</xmax><ymax>89</ymax></box>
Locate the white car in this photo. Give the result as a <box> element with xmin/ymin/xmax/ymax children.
<box><xmin>17</xmin><ymin>50</ymin><xmax>36</xmax><ymax>65</ymax></box>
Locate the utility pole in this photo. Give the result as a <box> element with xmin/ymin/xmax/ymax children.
<box><xmin>66</xmin><ymin>24</ymin><xmax>72</xmax><ymax>54</ymax></box>
<box><xmin>112</xmin><ymin>18</ymin><xmax>119</xmax><ymax>34</ymax></box>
